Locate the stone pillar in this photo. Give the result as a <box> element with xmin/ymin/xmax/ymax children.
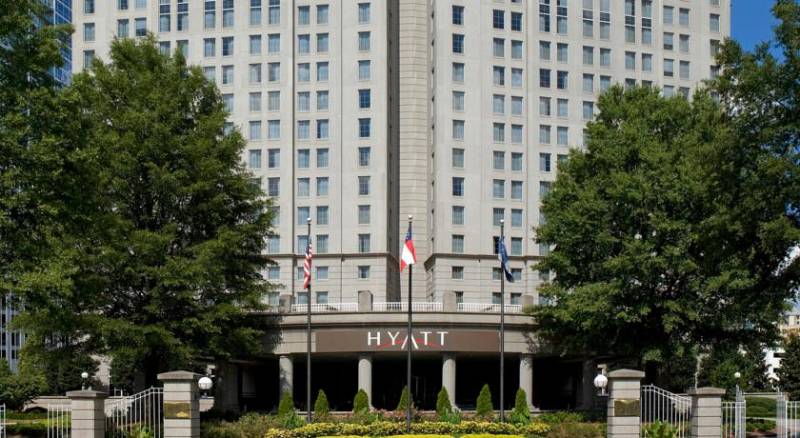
<box><xmin>358</xmin><ymin>354</ymin><xmax>373</xmax><ymax>406</ymax></box>
<box><xmin>158</xmin><ymin>371</ymin><xmax>200</xmax><ymax>438</ymax></box>
<box><xmin>67</xmin><ymin>390</ymin><xmax>107</xmax><ymax>438</ymax></box>
<box><xmin>279</xmin><ymin>355</ymin><xmax>293</xmax><ymax>397</ymax></box>
<box><xmin>358</xmin><ymin>290</ymin><xmax>373</xmax><ymax>312</ymax></box>
<box><xmin>606</xmin><ymin>369</ymin><xmax>645</xmax><ymax>438</ymax></box>
<box><xmin>279</xmin><ymin>294</ymin><xmax>292</xmax><ymax>312</ymax></box>
<box><xmin>519</xmin><ymin>354</ymin><xmax>535</xmax><ymax>410</ymax></box>
<box><xmin>442</xmin><ymin>353</ymin><xmax>456</xmax><ymax>407</ymax></box>
<box><xmin>442</xmin><ymin>291</ymin><xmax>457</xmax><ymax>312</ymax></box>
<box><xmin>688</xmin><ymin>387</ymin><xmax>725</xmax><ymax>438</ymax></box>
<box><xmin>579</xmin><ymin>359</ymin><xmax>596</xmax><ymax>410</ymax></box>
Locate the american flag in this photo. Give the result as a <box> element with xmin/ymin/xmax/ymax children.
<box><xmin>303</xmin><ymin>238</ymin><xmax>313</xmax><ymax>289</ymax></box>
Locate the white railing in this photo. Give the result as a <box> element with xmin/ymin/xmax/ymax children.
<box><xmin>777</xmin><ymin>395</ymin><xmax>800</xmax><ymax>438</ymax></box>
<box><xmin>46</xmin><ymin>403</ymin><xmax>70</xmax><ymax>438</ymax></box>
<box><xmin>457</xmin><ymin>303</ymin><xmax>523</xmax><ymax>313</ymax></box>
<box><xmin>289</xmin><ymin>303</ymin><xmax>359</xmax><ymax>313</ymax></box>
<box><xmin>640</xmin><ymin>385</ymin><xmax>692</xmax><ymax>438</ymax></box>
<box><xmin>373</xmin><ymin>302</ymin><xmax>444</xmax><ymax>312</ymax></box>
<box><xmin>105</xmin><ymin>387</ymin><xmax>163</xmax><ymax>438</ymax></box>
<box><xmin>0</xmin><ymin>404</ymin><xmax>5</xmax><ymax>438</ymax></box>
<box><xmin>723</xmin><ymin>395</ymin><xmax>746</xmax><ymax>438</ymax></box>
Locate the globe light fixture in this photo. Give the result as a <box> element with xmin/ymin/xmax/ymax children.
<box><xmin>198</xmin><ymin>376</ymin><xmax>213</xmax><ymax>391</ymax></box>
<box><xmin>594</xmin><ymin>372</ymin><xmax>608</xmax><ymax>396</ymax></box>
<box><xmin>81</xmin><ymin>371</ymin><xmax>90</xmax><ymax>390</ymax></box>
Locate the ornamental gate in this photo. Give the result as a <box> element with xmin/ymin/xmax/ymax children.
<box><xmin>46</xmin><ymin>403</ymin><xmax>70</xmax><ymax>438</ymax></box>
<box><xmin>777</xmin><ymin>393</ymin><xmax>800</xmax><ymax>438</ymax></box>
<box><xmin>105</xmin><ymin>387</ymin><xmax>164</xmax><ymax>438</ymax></box>
<box><xmin>640</xmin><ymin>384</ymin><xmax>692</xmax><ymax>437</ymax></box>
<box><xmin>722</xmin><ymin>389</ymin><xmax>745</xmax><ymax>438</ymax></box>
<box><xmin>0</xmin><ymin>403</ymin><xmax>5</xmax><ymax>438</ymax></box>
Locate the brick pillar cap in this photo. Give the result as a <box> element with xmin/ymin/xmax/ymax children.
<box><xmin>688</xmin><ymin>387</ymin><xmax>726</xmax><ymax>396</ymax></box>
<box><xmin>157</xmin><ymin>370</ymin><xmax>201</xmax><ymax>381</ymax></box>
<box><xmin>66</xmin><ymin>390</ymin><xmax>108</xmax><ymax>399</ymax></box>
<box><xmin>608</xmin><ymin>369</ymin><xmax>645</xmax><ymax>379</ymax></box>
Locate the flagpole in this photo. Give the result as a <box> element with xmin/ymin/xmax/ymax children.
<box><xmin>306</xmin><ymin>217</ymin><xmax>312</xmax><ymax>423</ymax></box>
<box><xmin>499</xmin><ymin>219</ymin><xmax>505</xmax><ymax>422</ymax></box>
<box><xmin>406</xmin><ymin>215</ymin><xmax>413</xmax><ymax>433</ymax></box>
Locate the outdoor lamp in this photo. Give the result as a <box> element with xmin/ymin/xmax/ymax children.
<box><xmin>593</xmin><ymin>372</ymin><xmax>608</xmax><ymax>396</ymax></box>
<box><xmin>80</xmin><ymin>371</ymin><xmax>89</xmax><ymax>390</ymax></box>
<box><xmin>198</xmin><ymin>376</ymin><xmax>213</xmax><ymax>397</ymax></box>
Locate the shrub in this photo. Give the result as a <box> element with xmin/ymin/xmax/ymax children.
<box><xmin>746</xmin><ymin>396</ymin><xmax>776</xmax><ymax>418</ymax></box>
<box><xmin>396</xmin><ymin>386</ymin><xmax>414</xmax><ymax>413</ymax></box>
<box><xmin>435</xmin><ymin>387</ymin><xmax>453</xmax><ymax>420</ymax></box>
<box><xmin>314</xmin><ymin>390</ymin><xmax>331</xmax><ymax>422</ymax></box>
<box><xmin>642</xmin><ymin>421</ymin><xmax>678</xmax><ymax>438</ymax></box>
<box><xmin>545</xmin><ymin>422</ymin><xmax>602</xmax><ymax>438</ymax></box>
<box><xmin>475</xmin><ymin>384</ymin><xmax>494</xmax><ymax>420</ymax></box>
<box><xmin>6</xmin><ymin>422</ymin><xmax>47</xmax><ymax>438</ymax></box>
<box><xmin>353</xmin><ymin>389</ymin><xmax>370</xmax><ymax>415</ymax></box>
<box><xmin>746</xmin><ymin>418</ymin><xmax>776</xmax><ymax>433</ymax></box>
<box><xmin>508</xmin><ymin>388</ymin><xmax>530</xmax><ymax>425</ymax></box>
<box><xmin>279</xmin><ymin>392</ymin><xmax>295</xmax><ymax>418</ymax></box>
<box><xmin>261</xmin><ymin>420</ymin><xmax>550</xmax><ymax>438</ymax></box>
<box><xmin>462</xmin><ymin>435</ymin><xmax>524</xmax><ymax>438</ymax></box>
<box><xmin>534</xmin><ymin>411</ymin><xmax>584</xmax><ymax>425</ymax></box>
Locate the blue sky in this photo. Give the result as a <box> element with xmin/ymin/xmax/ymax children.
<box><xmin>732</xmin><ymin>0</ymin><xmax>780</xmax><ymax>51</ymax></box>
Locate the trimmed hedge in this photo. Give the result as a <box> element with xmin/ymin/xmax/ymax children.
<box><xmin>263</xmin><ymin>421</ymin><xmax>550</xmax><ymax>438</ymax></box>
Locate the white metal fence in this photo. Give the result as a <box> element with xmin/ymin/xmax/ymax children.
<box><xmin>777</xmin><ymin>396</ymin><xmax>800</xmax><ymax>438</ymax></box>
<box><xmin>289</xmin><ymin>303</ymin><xmax>359</xmax><ymax>313</ymax></box>
<box><xmin>457</xmin><ymin>303</ymin><xmax>523</xmax><ymax>313</ymax></box>
<box><xmin>640</xmin><ymin>384</ymin><xmax>691</xmax><ymax>438</ymax></box>
<box><xmin>105</xmin><ymin>387</ymin><xmax>164</xmax><ymax>438</ymax></box>
<box><xmin>373</xmin><ymin>302</ymin><xmax>444</xmax><ymax>312</ymax></box>
<box><xmin>0</xmin><ymin>404</ymin><xmax>5</xmax><ymax>438</ymax></box>
<box><xmin>46</xmin><ymin>403</ymin><xmax>70</xmax><ymax>438</ymax></box>
<box><xmin>722</xmin><ymin>390</ymin><xmax>745</xmax><ymax>438</ymax></box>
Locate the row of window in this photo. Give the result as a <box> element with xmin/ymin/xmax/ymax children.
<box><xmin>260</xmin><ymin>175</ymin><xmax>371</xmax><ymax>198</ymax></box>
<box><xmin>248</xmin><ymin>146</ymin><xmax>372</xmax><ymax>169</ymax></box>
<box><xmin>294</xmin><ymin>205</ymin><xmax>374</xmax><ymax>226</ymax></box>
<box><xmin>264</xmin><ymin>233</ymin><xmax>373</xmax><ymax>254</ymax></box>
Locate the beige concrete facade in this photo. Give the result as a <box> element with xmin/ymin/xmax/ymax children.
<box><xmin>71</xmin><ymin>0</ymin><xmax>730</xmax><ymax>306</ymax></box>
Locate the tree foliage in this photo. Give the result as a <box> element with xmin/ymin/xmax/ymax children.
<box><xmin>778</xmin><ymin>334</ymin><xmax>800</xmax><ymax>399</ymax></box>
<box><xmin>395</xmin><ymin>385</ymin><xmax>414</xmax><ymax>413</ymax></box>
<box><xmin>313</xmin><ymin>389</ymin><xmax>330</xmax><ymax>421</ymax></box>
<box><xmin>509</xmin><ymin>388</ymin><xmax>530</xmax><ymax>425</ymax></box>
<box><xmin>475</xmin><ymin>384</ymin><xmax>494</xmax><ymax>420</ymax></box>
<box><xmin>435</xmin><ymin>387</ymin><xmax>453</xmax><ymax>419</ymax></box>
<box><xmin>698</xmin><ymin>342</ymin><xmax>771</xmax><ymax>397</ymax></box>
<box><xmin>12</xmin><ymin>37</ymin><xmax>275</xmax><ymax>385</ymax></box>
<box><xmin>0</xmin><ymin>355</ymin><xmax>47</xmax><ymax>411</ymax></box>
<box><xmin>353</xmin><ymin>389</ymin><xmax>369</xmax><ymax>415</ymax></box>
<box><xmin>532</xmin><ymin>82</ymin><xmax>800</xmax><ymax>365</ymax></box>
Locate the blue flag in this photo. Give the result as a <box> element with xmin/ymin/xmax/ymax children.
<box><xmin>498</xmin><ymin>235</ymin><xmax>514</xmax><ymax>282</ymax></box>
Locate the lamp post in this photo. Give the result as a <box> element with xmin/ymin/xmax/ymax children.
<box><xmin>198</xmin><ymin>376</ymin><xmax>213</xmax><ymax>398</ymax></box>
<box><xmin>593</xmin><ymin>372</ymin><xmax>608</xmax><ymax>396</ymax></box>
<box><xmin>499</xmin><ymin>219</ymin><xmax>506</xmax><ymax>422</ymax></box>
<box><xmin>734</xmin><ymin>371</ymin><xmax>741</xmax><ymax>396</ymax></box>
<box><xmin>80</xmin><ymin>371</ymin><xmax>89</xmax><ymax>390</ymax></box>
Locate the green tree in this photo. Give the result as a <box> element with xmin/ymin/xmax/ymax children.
<box><xmin>532</xmin><ymin>84</ymin><xmax>800</xmax><ymax>366</ymax></box>
<box><xmin>698</xmin><ymin>342</ymin><xmax>771</xmax><ymax>396</ymax></box>
<box><xmin>778</xmin><ymin>335</ymin><xmax>800</xmax><ymax>399</ymax></box>
<box><xmin>278</xmin><ymin>392</ymin><xmax>295</xmax><ymax>417</ymax></box>
<box><xmin>509</xmin><ymin>388</ymin><xmax>530</xmax><ymax>424</ymax></box>
<box><xmin>13</xmin><ymin>37</ymin><xmax>275</xmax><ymax>385</ymax></box>
<box><xmin>436</xmin><ymin>387</ymin><xmax>453</xmax><ymax>419</ymax></box>
<box><xmin>0</xmin><ymin>355</ymin><xmax>48</xmax><ymax>411</ymax></box>
<box><xmin>353</xmin><ymin>389</ymin><xmax>369</xmax><ymax>415</ymax></box>
<box><xmin>313</xmin><ymin>389</ymin><xmax>330</xmax><ymax>421</ymax></box>
<box><xmin>395</xmin><ymin>385</ymin><xmax>414</xmax><ymax>413</ymax></box>
<box><xmin>475</xmin><ymin>384</ymin><xmax>494</xmax><ymax>420</ymax></box>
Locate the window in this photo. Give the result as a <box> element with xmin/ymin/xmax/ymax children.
<box><xmin>204</xmin><ymin>0</ymin><xmax>215</xmax><ymax>28</ymax></box>
<box><xmin>266</xmin><ymin>235</ymin><xmax>280</xmax><ymax>253</ymax></box>
<box><xmin>451</xmin><ymin>266</ymin><xmax>464</xmax><ymax>279</ymax></box>
<box><xmin>249</xmin><ymin>63</ymin><xmax>262</xmax><ymax>84</ymax></box>
<box><xmin>511</xmin><ymin>41</ymin><xmax>523</xmax><ymax>59</ymax></box>
<box><xmin>222</xmin><ymin>65</ymin><xmax>234</xmax><ymax>85</ymax></box>
<box><xmin>511</xmin><ymin>181</ymin><xmax>523</xmax><ymax>200</ymax></box>
<box><xmin>493</xmin><ymin>9</ymin><xmax>505</xmax><ymax>29</ymax></box>
<box><xmin>493</xmin><ymin>123</ymin><xmax>505</xmax><ymax>143</ymax></box>
<box><xmin>297</xmin><ymin>120</ymin><xmax>310</xmax><ymax>139</ymax></box>
<box><xmin>493</xmin><ymin>94</ymin><xmax>505</xmax><ymax>115</ymax></box>
<box><xmin>84</xmin><ymin>23</ymin><xmax>95</xmax><ymax>41</ymax></box>
<box><xmin>557</xmin><ymin>126</ymin><xmax>568</xmax><ymax>146</ymax></box>
<box><xmin>511</xmin><ymin>12</ymin><xmax>523</xmax><ymax>31</ymax></box>
<box><xmin>249</xmin><ymin>35</ymin><xmax>261</xmax><ymax>55</ymax></box>
<box><xmin>452</xmin><ymin>62</ymin><xmax>465</xmax><ymax>82</ymax></box>
<box><xmin>317</xmin><ymin>206</ymin><xmax>329</xmax><ymax>224</ymax></box>
<box><xmin>316</xmin><ymin>177</ymin><xmax>329</xmax><ymax>195</ymax></box>
<box><xmin>222</xmin><ymin>94</ymin><xmax>233</xmax><ymax>112</ymax></box>
<box><xmin>359</xmin><ymin>32</ymin><xmax>371</xmax><ymax>51</ymax></box>
<box><xmin>493</xmin><ymin>151</ymin><xmax>505</xmax><ymax>170</ymax></box>
<box><xmin>710</xmin><ymin>14</ymin><xmax>720</xmax><ymax>32</ymax></box>
<box><xmin>359</xmin><ymin>89</ymin><xmax>371</xmax><ymax>109</ymax></box>
<box><xmin>249</xmin><ymin>121</ymin><xmax>262</xmax><ymax>140</ymax></box>
<box><xmin>493</xmin><ymin>38</ymin><xmax>505</xmax><ymax>58</ymax></box>
<box><xmin>175</xmin><ymin>0</ymin><xmax>188</xmax><ymax>30</ymax></box>
<box><xmin>202</xmin><ymin>65</ymin><xmax>214</xmax><ymax>81</ymax></box>
<box><xmin>452</xmin><ymin>91</ymin><xmax>465</xmax><ymax>111</ymax></box>
<box><xmin>557</xmin><ymin>71</ymin><xmax>568</xmax><ymax>90</ymax></box>
<box><xmin>511</xmin><ymin>152</ymin><xmax>523</xmax><ymax>171</ymax></box>
<box><xmin>539</xmin><ymin>69</ymin><xmax>551</xmax><ymax>88</ymax></box>
<box><xmin>268</xmin><ymin>0</ymin><xmax>280</xmax><ymax>24</ymax></box>
<box><xmin>539</xmin><ymin>153</ymin><xmax>551</xmax><ymax>172</ymax></box>
<box><xmin>298</xmin><ymin>5</ymin><xmax>310</xmax><ymax>25</ymax></box>
<box><xmin>359</xmin><ymin>147</ymin><xmax>371</xmax><ymax>167</ymax></box>
<box><xmin>353</xmin><ymin>2</ymin><xmax>370</xmax><ymax>24</ymax></box>
<box><xmin>268</xmin><ymin>120</ymin><xmax>280</xmax><ymax>139</ymax></box>
<box><xmin>680</xmin><ymin>35</ymin><xmax>690</xmax><ymax>53</ymax></box>
<box><xmin>512</xmin><ymin>68</ymin><xmax>523</xmax><ymax>87</ymax></box>
<box><xmin>297</xmin><ymin>207</ymin><xmax>310</xmax><ymax>225</ymax></box>
<box><xmin>582</xmin><ymin>101</ymin><xmax>594</xmax><ymax>120</ymax></box>
<box><xmin>511</xmin><ymin>125</ymin><xmax>523</xmax><ymax>144</ymax></box>
<box><xmin>642</xmin><ymin>53</ymin><xmax>653</xmax><ymax>72</ymax></box>
<box><xmin>117</xmin><ymin>19</ymin><xmax>129</xmax><ymax>38</ymax></box>
<box><xmin>452</xmin><ymin>206</ymin><xmax>465</xmax><ymax>225</ymax></box>
<box><xmin>250</xmin><ymin>0</ymin><xmax>262</xmax><ymax>25</ymax></box>
<box><xmin>297</xmin><ymin>178</ymin><xmax>310</xmax><ymax>197</ymax></box>
<box><xmin>316</xmin><ymin>267</ymin><xmax>328</xmax><ymax>281</ymax></box>
<box><xmin>358</xmin><ymin>176</ymin><xmax>370</xmax><ymax>195</ymax></box>
<box><xmin>557</xmin><ymin>43</ymin><xmax>568</xmax><ymax>63</ymax></box>
<box><xmin>267</xmin><ymin>177</ymin><xmax>280</xmax><ymax>196</ymax></box>
<box><xmin>539</xmin><ymin>41</ymin><xmax>551</xmax><ymax>61</ymax></box>
<box><xmin>268</xmin><ymin>34</ymin><xmax>281</xmax><ymax>53</ymax></box>
<box><xmin>118</xmin><ymin>0</ymin><xmax>129</xmax><ymax>10</ymax></box>
<box><xmin>493</xmin><ymin>208</ymin><xmax>505</xmax><ymax>226</ymax></box>
<box><xmin>539</xmin><ymin>97</ymin><xmax>551</xmax><ymax>116</ymax></box>
<box><xmin>316</xmin><ymin>120</ymin><xmax>329</xmax><ymax>139</ymax></box>
<box><xmin>664</xmin><ymin>58</ymin><xmax>674</xmax><ymax>77</ymax></box>
<box><xmin>222</xmin><ymin>36</ymin><xmax>234</xmax><ymax>56</ymax></box>
<box><xmin>582</xmin><ymin>46</ymin><xmax>593</xmax><ymax>66</ymax></box>
<box><xmin>583</xmin><ymin>74</ymin><xmax>594</xmax><ymax>93</ymax></box>
<box><xmin>266</xmin><ymin>266</ymin><xmax>280</xmax><ymax>281</ymax></box>
<box><xmin>583</xmin><ymin>0</ymin><xmax>594</xmax><ymax>37</ymax></box>
<box><xmin>268</xmin><ymin>149</ymin><xmax>280</xmax><ymax>168</ymax></box>
<box><xmin>664</xmin><ymin>6</ymin><xmax>674</xmax><ymax>25</ymax></box>
<box><xmin>359</xmin><ymin>60</ymin><xmax>371</xmax><ymax>80</ymax></box>
<box><xmin>298</xmin><ymin>92</ymin><xmax>310</xmax><ymax>112</ymax></box>
<box><xmin>317</xmin><ymin>62</ymin><xmax>329</xmax><ymax>81</ymax></box>
<box><xmin>680</xmin><ymin>61</ymin><xmax>690</xmax><ymax>80</ymax></box>
<box><xmin>452</xmin><ymin>5</ymin><xmax>464</xmax><ymax>25</ymax></box>
<box><xmin>539</xmin><ymin>125</ymin><xmax>551</xmax><ymax>144</ymax></box>
<box><xmin>317</xmin><ymin>91</ymin><xmax>329</xmax><ymax>110</ymax></box>
<box><xmin>452</xmin><ymin>149</ymin><xmax>464</xmax><ymax>168</ymax></box>
<box><xmin>298</xmin><ymin>63</ymin><xmax>310</xmax><ymax>82</ymax></box>
<box><xmin>358</xmin><ymin>235</ymin><xmax>371</xmax><ymax>253</ymax></box>
<box><xmin>679</xmin><ymin>8</ymin><xmax>689</xmax><ymax>27</ymax></box>
<box><xmin>84</xmin><ymin>0</ymin><xmax>95</xmax><ymax>13</ymax></box>
<box><xmin>493</xmin><ymin>66</ymin><xmax>505</xmax><ymax>86</ymax></box>
<box><xmin>452</xmin><ymin>177</ymin><xmax>465</xmax><ymax>196</ymax></box>
<box><xmin>249</xmin><ymin>92</ymin><xmax>262</xmax><ymax>111</ymax></box>
<box><xmin>317</xmin><ymin>33</ymin><xmax>329</xmax><ymax>53</ymax></box>
<box><xmin>555</xmin><ymin>0</ymin><xmax>566</xmax><ymax>33</ymax></box>
<box><xmin>452</xmin><ymin>34</ymin><xmax>464</xmax><ymax>54</ymax></box>
<box><xmin>599</xmin><ymin>48</ymin><xmax>611</xmax><ymax>67</ymax></box>
<box><xmin>539</xmin><ymin>0</ymin><xmax>551</xmax><ymax>32</ymax></box>
<box><xmin>511</xmin><ymin>238</ymin><xmax>523</xmax><ymax>255</ymax></box>
<box><xmin>317</xmin><ymin>4</ymin><xmax>329</xmax><ymax>24</ymax></box>
<box><xmin>599</xmin><ymin>0</ymin><xmax>610</xmax><ymax>38</ymax></box>
<box><xmin>159</xmin><ymin>0</ymin><xmax>170</xmax><ymax>31</ymax></box>
<box><xmin>452</xmin><ymin>235</ymin><xmax>465</xmax><ymax>253</ymax></box>
<box><xmin>452</xmin><ymin>120</ymin><xmax>465</xmax><ymax>140</ymax></box>
<box><xmin>297</xmin><ymin>149</ymin><xmax>310</xmax><ymax>168</ymax></box>
<box><xmin>358</xmin><ymin>205</ymin><xmax>371</xmax><ymax>225</ymax></box>
<box><xmin>316</xmin><ymin>149</ymin><xmax>329</xmax><ymax>169</ymax></box>
<box><xmin>511</xmin><ymin>96</ymin><xmax>523</xmax><ymax>116</ymax></box>
<box><xmin>223</xmin><ymin>0</ymin><xmax>234</xmax><ymax>27</ymax></box>
<box><xmin>625</xmin><ymin>51</ymin><xmax>636</xmax><ymax>70</ymax></box>
<box><xmin>664</xmin><ymin>32</ymin><xmax>674</xmax><ymax>51</ymax></box>
<box><xmin>359</xmin><ymin>118</ymin><xmax>371</xmax><ymax>138</ymax></box>
<box><xmin>358</xmin><ymin>266</ymin><xmax>370</xmax><ymax>278</ymax></box>
<box><xmin>298</xmin><ymin>34</ymin><xmax>310</xmax><ymax>54</ymax></box>
<box><xmin>493</xmin><ymin>179</ymin><xmax>505</xmax><ymax>199</ymax></box>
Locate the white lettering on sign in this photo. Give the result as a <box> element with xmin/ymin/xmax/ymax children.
<box><xmin>365</xmin><ymin>330</ymin><xmax>450</xmax><ymax>350</ymax></box>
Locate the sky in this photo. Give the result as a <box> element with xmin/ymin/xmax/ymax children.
<box><xmin>732</xmin><ymin>0</ymin><xmax>780</xmax><ymax>52</ymax></box>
